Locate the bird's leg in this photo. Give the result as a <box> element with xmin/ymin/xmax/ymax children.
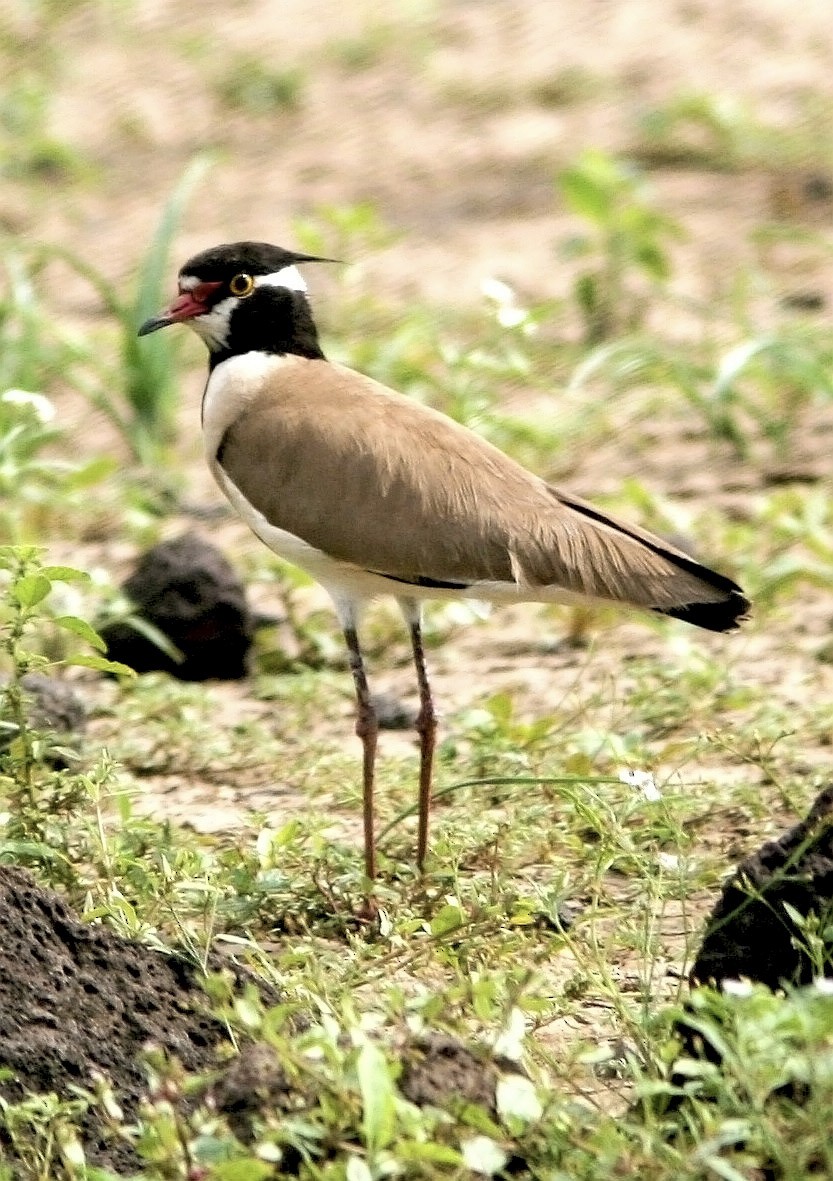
<box><xmin>400</xmin><ymin>600</ymin><xmax>437</xmax><ymax>871</ymax></box>
<box><xmin>341</xmin><ymin>622</ymin><xmax>379</xmax><ymax>881</ymax></box>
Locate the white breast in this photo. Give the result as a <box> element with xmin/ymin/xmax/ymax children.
<box><xmin>202</xmin><ymin>352</ymin><xmax>397</xmax><ymax>606</ymax></box>
<box><xmin>201</xmin><ymin>352</ymin><xmax>296</xmax><ymax>458</ymax></box>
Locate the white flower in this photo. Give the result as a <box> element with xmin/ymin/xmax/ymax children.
<box><xmin>2</xmin><ymin>388</ymin><xmax>56</xmax><ymax>422</ymax></box>
<box><xmin>462</xmin><ymin>1136</ymin><xmax>509</xmax><ymax>1176</ymax></box>
<box><xmin>618</xmin><ymin>768</ymin><xmax>661</xmax><ymax>801</ymax></box>
<box><xmin>480</xmin><ymin>277</ymin><xmax>531</xmax><ymax>330</ymax></box>
<box><xmin>493</xmin><ymin>1006</ymin><xmax>526</xmax><ymax>1062</ymax></box>
<box><xmin>481</xmin><ymin>277</ymin><xmax>516</xmax><ymax>304</ymax></box>
<box><xmin>722</xmin><ymin>978</ymin><xmax>754</xmax><ymax>997</ymax></box>
<box><xmin>345</xmin><ymin>1156</ymin><xmax>373</xmax><ymax>1181</ymax></box>
<box><xmin>496</xmin><ymin>1074</ymin><xmax>543</xmax><ymax>1124</ymax></box>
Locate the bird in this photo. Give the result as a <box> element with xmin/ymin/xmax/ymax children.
<box><xmin>138</xmin><ymin>241</ymin><xmax>749</xmax><ymax>881</ymax></box>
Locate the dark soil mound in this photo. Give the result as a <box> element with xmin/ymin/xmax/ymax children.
<box><xmin>0</xmin><ymin>869</ymin><xmax>510</xmax><ymax>1177</ymax></box>
<box><xmin>691</xmin><ymin>783</ymin><xmax>833</xmax><ymax>989</ymax></box>
<box><xmin>99</xmin><ymin>532</ymin><xmax>254</xmax><ymax>681</ymax></box>
<box><xmin>400</xmin><ymin>1033</ymin><xmax>502</xmax><ymax>1112</ymax></box>
<box><xmin>0</xmin><ymin>866</ymin><xmax>243</xmax><ymax>1174</ymax></box>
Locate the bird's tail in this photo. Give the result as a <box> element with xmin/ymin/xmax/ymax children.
<box><xmin>540</xmin><ymin>488</ymin><xmax>749</xmax><ymax>633</ymax></box>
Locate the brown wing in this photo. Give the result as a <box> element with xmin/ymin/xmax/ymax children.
<box><xmin>215</xmin><ymin>357</ymin><xmax>747</xmax><ymax>629</ymax></box>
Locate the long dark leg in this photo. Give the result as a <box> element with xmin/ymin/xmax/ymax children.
<box><xmin>400</xmin><ymin>600</ymin><xmax>437</xmax><ymax>870</ymax></box>
<box><xmin>342</xmin><ymin>623</ymin><xmax>379</xmax><ymax>881</ymax></box>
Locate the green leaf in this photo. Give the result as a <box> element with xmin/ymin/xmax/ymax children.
<box><xmin>13</xmin><ymin>573</ymin><xmax>51</xmax><ymax>608</ymax></box>
<box><xmin>559</xmin><ymin>168</ymin><xmax>612</xmax><ymax>223</ymax></box>
<box><xmin>112</xmin><ymin>614</ymin><xmax>184</xmax><ymax>663</ymax></box>
<box><xmin>53</xmin><ymin>615</ymin><xmax>107</xmax><ymax>652</ymax></box>
<box><xmin>575</xmin><ymin>272</ymin><xmax>600</xmax><ymax>317</ymax></box>
<box><xmin>635</xmin><ymin>240</ymin><xmax>671</xmax><ymax>280</ymax></box>
<box><xmin>211</xmin><ymin>1160</ymin><xmax>274</xmax><ymax>1180</ymax></box>
<box><xmin>397</xmin><ymin>1141</ymin><xmax>463</xmax><ymax>1166</ymax></box>
<box><xmin>356</xmin><ymin>1041</ymin><xmax>395</xmax><ymax>1154</ymax></box>
<box><xmin>430</xmin><ymin>903</ymin><xmax>464</xmax><ymax>936</ymax></box>
<box><xmin>40</xmin><ymin>565</ymin><xmax>91</xmax><ymax>584</ymax></box>
<box><xmin>66</xmin><ymin>653</ymin><xmax>136</xmax><ymax>677</ymax></box>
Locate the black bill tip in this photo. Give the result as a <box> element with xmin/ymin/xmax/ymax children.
<box><xmin>137</xmin><ymin>314</ymin><xmax>171</xmax><ymax>337</ymax></box>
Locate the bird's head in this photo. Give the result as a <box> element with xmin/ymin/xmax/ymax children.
<box><xmin>138</xmin><ymin>241</ymin><xmax>335</xmax><ymax>361</ymax></box>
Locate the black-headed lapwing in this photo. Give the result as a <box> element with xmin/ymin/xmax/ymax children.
<box><xmin>139</xmin><ymin>241</ymin><xmax>749</xmax><ymax>880</ymax></box>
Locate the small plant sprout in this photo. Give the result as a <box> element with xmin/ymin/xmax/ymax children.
<box><xmin>30</xmin><ymin>154</ymin><xmax>214</xmax><ymax>467</ymax></box>
<box><xmin>558</xmin><ymin>148</ymin><xmax>683</xmax><ymax>342</ymax></box>
<box><xmin>0</xmin><ymin>546</ymin><xmax>131</xmax><ymax>833</ymax></box>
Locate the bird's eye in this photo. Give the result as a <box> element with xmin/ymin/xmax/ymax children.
<box><xmin>229</xmin><ymin>273</ymin><xmax>255</xmax><ymax>297</ymax></box>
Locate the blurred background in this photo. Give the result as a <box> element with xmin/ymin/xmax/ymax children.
<box><xmin>3</xmin><ymin>0</ymin><xmax>833</xmax><ymax>488</ymax></box>
<box><xmin>2</xmin><ymin>0</ymin><xmax>832</xmax><ymax>457</ymax></box>
<box><xmin>3</xmin><ymin>10</ymin><xmax>833</xmax><ymax>1170</ymax></box>
<box><xmin>3</xmin><ymin>0</ymin><xmax>833</xmax><ymax>616</ymax></box>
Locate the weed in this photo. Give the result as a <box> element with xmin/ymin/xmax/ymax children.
<box><xmin>0</xmin><ymin>547</ymin><xmax>130</xmax><ymax>845</ymax></box>
<box><xmin>0</xmin><ymin>388</ymin><xmax>114</xmax><ymax>541</ymax></box>
<box><xmin>0</xmin><ymin>1087</ymin><xmax>95</xmax><ymax>1180</ymax></box>
<box><xmin>0</xmin><ymin>73</ymin><xmax>88</xmax><ymax>182</ymax></box>
<box><xmin>558</xmin><ymin>149</ymin><xmax>684</xmax><ymax>343</ymax></box>
<box><xmin>329</xmin><ymin>23</ymin><xmax>397</xmax><ymax>72</ymax></box>
<box><xmin>528</xmin><ymin>65</ymin><xmax>602</xmax><ymax>108</ymax></box>
<box><xmin>709</xmin><ymin>322</ymin><xmax>833</xmax><ymax>459</ymax></box>
<box><xmin>31</xmin><ymin>154</ymin><xmax>214</xmax><ymax>468</ymax></box>
<box><xmin>216</xmin><ymin>57</ymin><xmax>305</xmax><ymax>115</ymax></box>
<box><xmin>634</xmin><ymin>91</ymin><xmax>770</xmax><ymax>171</ymax></box>
<box><xmin>0</xmin><ymin>250</ymin><xmax>90</xmax><ymax>395</ymax></box>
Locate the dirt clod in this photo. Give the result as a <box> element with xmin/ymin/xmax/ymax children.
<box><xmin>208</xmin><ymin>1042</ymin><xmax>296</xmax><ymax>1142</ymax></box>
<box><xmin>100</xmin><ymin>533</ymin><xmax>255</xmax><ymax>681</ymax></box>
<box><xmin>400</xmin><ymin>1034</ymin><xmax>502</xmax><ymax>1113</ymax></box>
<box><xmin>371</xmin><ymin>691</ymin><xmax>416</xmax><ymax>731</ymax></box>
<box><xmin>691</xmin><ymin>784</ymin><xmax>833</xmax><ymax>989</ymax></box>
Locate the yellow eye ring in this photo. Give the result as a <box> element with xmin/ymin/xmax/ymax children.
<box><xmin>229</xmin><ymin>272</ymin><xmax>255</xmax><ymax>297</ymax></box>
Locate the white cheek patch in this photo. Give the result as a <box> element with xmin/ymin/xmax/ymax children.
<box><xmin>188</xmin><ymin>295</ymin><xmax>236</xmax><ymax>349</ymax></box>
<box><xmin>255</xmin><ymin>265</ymin><xmax>307</xmax><ymax>293</ymax></box>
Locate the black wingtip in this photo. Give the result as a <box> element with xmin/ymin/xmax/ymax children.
<box><xmin>657</xmin><ymin>587</ymin><xmax>750</xmax><ymax>633</ymax></box>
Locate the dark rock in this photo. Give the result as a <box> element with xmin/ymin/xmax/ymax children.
<box><xmin>691</xmin><ymin>784</ymin><xmax>833</xmax><ymax>989</ymax></box>
<box><xmin>802</xmin><ymin>172</ymin><xmax>833</xmax><ymax>202</ymax></box>
<box><xmin>99</xmin><ymin>533</ymin><xmax>254</xmax><ymax>681</ymax></box>
<box><xmin>780</xmin><ymin>291</ymin><xmax>826</xmax><ymax>313</ymax></box>
<box><xmin>20</xmin><ymin>674</ymin><xmax>87</xmax><ymax>734</ymax></box>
